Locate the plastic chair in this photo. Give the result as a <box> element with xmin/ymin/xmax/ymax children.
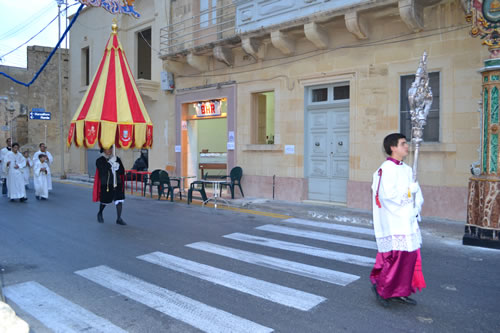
<box><xmin>219</xmin><ymin>166</ymin><xmax>244</xmax><ymax>199</ymax></box>
<box><xmin>187</xmin><ymin>180</ymin><xmax>208</xmax><ymax>204</ymax></box>
<box><xmin>161</xmin><ymin>171</ymin><xmax>182</xmax><ymax>202</ymax></box>
<box><xmin>144</xmin><ymin>169</ymin><xmax>163</xmax><ymax>199</ymax></box>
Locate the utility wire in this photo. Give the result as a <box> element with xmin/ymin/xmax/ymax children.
<box><xmin>0</xmin><ymin>4</ymin><xmax>85</xmax><ymax>87</ymax></box>
<box><xmin>177</xmin><ymin>23</ymin><xmax>469</xmax><ymax>78</ymax></box>
<box><xmin>0</xmin><ymin>3</ymin><xmax>54</xmax><ymax>40</ymax></box>
<box><xmin>0</xmin><ymin>3</ymin><xmax>79</xmax><ymax>62</ymax></box>
<box><xmin>0</xmin><ymin>15</ymin><xmax>58</xmax><ymax>61</ymax></box>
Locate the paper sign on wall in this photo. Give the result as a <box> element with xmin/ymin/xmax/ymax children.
<box><xmin>227</xmin><ymin>141</ymin><xmax>235</xmax><ymax>150</ymax></box>
<box><xmin>285</xmin><ymin>145</ymin><xmax>295</xmax><ymax>154</ymax></box>
<box><xmin>181</xmin><ymin>121</ymin><xmax>187</xmax><ymax>130</ymax></box>
<box><xmin>175</xmin><ymin>145</ymin><xmax>181</xmax><ymax>152</ymax></box>
<box><xmin>228</xmin><ymin>131</ymin><xmax>235</xmax><ymax>142</ymax></box>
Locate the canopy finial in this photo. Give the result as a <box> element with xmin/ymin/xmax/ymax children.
<box><xmin>111</xmin><ymin>18</ymin><xmax>118</xmax><ymax>35</ymax></box>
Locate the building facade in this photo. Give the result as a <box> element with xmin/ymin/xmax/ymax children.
<box><xmin>68</xmin><ymin>0</ymin><xmax>485</xmax><ymax>221</ymax></box>
<box><xmin>0</xmin><ymin>46</ymin><xmax>69</xmax><ymax>176</ymax></box>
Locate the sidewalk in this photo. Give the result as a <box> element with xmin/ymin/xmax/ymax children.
<box><xmin>59</xmin><ymin>174</ymin><xmax>466</xmax><ymax>241</ymax></box>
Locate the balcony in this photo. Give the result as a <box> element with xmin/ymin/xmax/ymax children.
<box><xmin>159</xmin><ymin>0</ymin><xmax>441</xmax><ymax>72</ymax></box>
<box><xmin>160</xmin><ymin>1</ymin><xmax>238</xmax><ymax>58</ymax></box>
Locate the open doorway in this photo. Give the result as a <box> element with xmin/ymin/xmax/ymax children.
<box><xmin>182</xmin><ymin>99</ymin><xmax>228</xmax><ymax>187</ymax></box>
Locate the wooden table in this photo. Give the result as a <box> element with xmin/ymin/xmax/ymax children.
<box><xmin>199</xmin><ymin>163</ymin><xmax>226</xmax><ymax>178</ymax></box>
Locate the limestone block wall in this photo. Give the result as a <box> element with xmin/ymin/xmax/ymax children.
<box><xmin>0</xmin><ymin>46</ymin><xmax>69</xmax><ymax>175</ymax></box>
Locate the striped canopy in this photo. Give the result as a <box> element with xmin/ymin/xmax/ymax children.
<box><xmin>67</xmin><ymin>20</ymin><xmax>153</xmax><ymax>150</ymax></box>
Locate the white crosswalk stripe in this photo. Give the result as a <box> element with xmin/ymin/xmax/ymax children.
<box><xmin>75</xmin><ymin>265</ymin><xmax>274</xmax><ymax>333</ymax></box>
<box><xmin>186</xmin><ymin>241</ymin><xmax>360</xmax><ymax>286</ymax></box>
<box><xmin>256</xmin><ymin>224</ymin><xmax>378</xmax><ymax>249</ymax></box>
<box><xmin>3</xmin><ymin>281</ymin><xmax>126</xmax><ymax>333</ymax></box>
<box><xmin>223</xmin><ymin>232</ymin><xmax>375</xmax><ymax>267</ymax></box>
<box><xmin>138</xmin><ymin>251</ymin><xmax>326</xmax><ymax>311</ymax></box>
<box><xmin>283</xmin><ymin>218</ymin><xmax>375</xmax><ymax>236</ymax></box>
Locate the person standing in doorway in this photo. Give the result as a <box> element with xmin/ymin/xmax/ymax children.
<box><xmin>0</xmin><ymin>138</ymin><xmax>12</xmax><ymax>195</ymax></box>
<box><xmin>3</xmin><ymin>142</ymin><xmax>27</xmax><ymax>202</ymax></box>
<box><xmin>370</xmin><ymin>133</ymin><xmax>425</xmax><ymax>307</ymax></box>
<box><xmin>92</xmin><ymin>147</ymin><xmax>126</xmax><ymax>225</ymax></box>
<box><xmin>33</xmin><ymin>143</ymin><xmax>53</xmax><ymax>191</ymax></box>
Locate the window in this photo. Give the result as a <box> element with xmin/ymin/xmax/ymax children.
<box><xmin>81</xmin><ymin>47</ymin><xmax>90</xmax><ymax>86</ymax></box>
<box><xmin>312</xmin><ymin>88</ymin><xmax>328</xmax><ymax>102</ymax></box>
<box><xmin>400</xmin><ymin>72</ymin><xmax>440</xmax><ymax>142</ymax></box>
<box><xmin>252</xmin><ymin>91</ymin><xmax>275</xmax><ymax>144</ymax></box>
<box><xmin>137</xmin><ymin>28</ymin><xmax>151</xmax><ymax>80</ymax></box>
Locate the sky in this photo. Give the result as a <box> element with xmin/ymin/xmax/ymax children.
<box><xmin>0</xmin><ymin>0</ymin><xmax>80</xmax><ymax>68</ymax></box>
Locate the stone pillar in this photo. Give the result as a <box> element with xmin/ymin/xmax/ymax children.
<box><xmin>463</xmin><ymin>58</ymin><xmax>500</xmax><ymax>249</ymax></box>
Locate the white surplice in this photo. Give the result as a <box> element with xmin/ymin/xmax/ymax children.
<box><xmin>34</xmin><ymin>160</ymin><xmax>49</xmax><ymax>199</ymax></box>
<box><xmin>0</xmin><ymin>147</ymin><xmax>10</xmax><ymax>179</ymax></box>
<box><xmin>23</xmin><ymin>157</ymin><xmax>32</xmax><ymax>185</ymax></box>
<box><xmin>371</xmin><ymin>160</ymin><xmax>424</xmax><ymax>253</ymax></box>
<box><xmin>33</xmin><ymin>150</ymin><xmax>53</xmax><ymax>190</ymax></box>
<box><xmin>3</xmin><ymin>151</ymin><xmax>26</xmax><ymax>199</ymax></box>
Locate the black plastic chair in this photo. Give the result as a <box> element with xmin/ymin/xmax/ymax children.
<box><xmin>144</xmin><ymin>169</ymin><xmax>164</xmax><ymax>199</ymax></box>
<box><xmin>162</xmin><ymin>171</ymin><xmax>182</xmax><ymax>202</ymax></box>
<box><xmin>219</xmin><ymin>166</ymin><xmax>244</xmax><ymax>199</ymax></box>
<box><xmin>187</xmin><ymin>180</ymin><xmax>208</xmax><ymax>204</ymax></box>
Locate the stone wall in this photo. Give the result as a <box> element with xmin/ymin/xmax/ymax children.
<box><xmin>0</xmin><ymin>46</ymin><xmax>69</xmax><ymax>175</ymax></box>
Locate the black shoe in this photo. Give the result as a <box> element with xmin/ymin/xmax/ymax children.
<box><xmin>372</xmin><ymin>284</ymin><xmax>389</xmax><ymax>307</ymax></box>
<box><xmin>97</xmin><ymin>212</ymin><xmax>104</xmax><ymax>223</ymax></box>
<box><xmin>116</xmin><ymin>218</ymin><xmax>126</xmax><ymax>226</ymax></box>
<box><xmin>36</xmin><ymin>196</ymin><xmax>40</xmax><ymax>200</ymax></box>
<box><xmin>9</xmin><ymin>199</ymin><xmax>15</xmax><ymax>202</ymax></box>
<box><xmin>41</xmin><ymin>197</ymin><xmax>47</xmax><ymax>201</ymax></box>
<box><xmin>20</xmin><ymin>197</ymin><xmax>27</xmax><ymax>202</ymax></box>
<box><xmin>392</xmin><ymin>296</ymin><xmax>417</xmax><ymax>305</ymax></box>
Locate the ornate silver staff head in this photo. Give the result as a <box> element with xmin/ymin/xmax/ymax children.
<box><xmin>408</xmin><ymin>51</ymin><xmax>433</xmax><ymax>145</ymax></box>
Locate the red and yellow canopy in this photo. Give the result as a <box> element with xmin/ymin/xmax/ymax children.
<box><xmin>67</xmin><ymin>20</ymin><xmax>153</xmax><ymax>150</ymax></box>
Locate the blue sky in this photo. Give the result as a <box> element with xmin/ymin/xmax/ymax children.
<box><xmin>0</xmin><ymin>0</ymin><xmax>79</xmax><ymax>68</ymax></box>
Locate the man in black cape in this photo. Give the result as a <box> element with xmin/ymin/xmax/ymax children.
<box><xmin>92</xmin><ymin>147</ymin><xmax>126</xmax><ymax>225</ymax></box>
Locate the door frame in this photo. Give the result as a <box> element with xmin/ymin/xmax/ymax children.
<box><xmin>304</xmin><ymin>82</ymin><xmax>351</xmax><ymax>202</ymax></box>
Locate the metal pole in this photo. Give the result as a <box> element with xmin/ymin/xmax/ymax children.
<box><xmin>57</xmin><ymin>1</ymin><xmax>65</xmax><ymax>178</ymax></box>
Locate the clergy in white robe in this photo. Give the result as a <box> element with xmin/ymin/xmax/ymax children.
<box><xmin>4</xmin><ymin>143</ymin><xmax>27</xmax><ymax>201</ymax></box>
<box><xmin>369</xmin><ymin>133</ymin><xmax>425</xmax><ymax>307</ymax></box>
<box><xmin>33</xmin><ymin>143</ymin><xmax>53</xmax><ymax>190</ymax></box>
<box><xmin>0</xmin><ymin>138</ymin><xmax>12</xmax><ymax>194</ymax></box>
<box><xmin>34</xmin><ymin>155</ymin><xmax>49</xmax><ymax>200</ymax></box>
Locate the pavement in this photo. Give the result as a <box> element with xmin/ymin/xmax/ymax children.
<box><xmin>60</xmin><ymin>173</ymin><xmax>467</xmax><ymax>242</ymax></box>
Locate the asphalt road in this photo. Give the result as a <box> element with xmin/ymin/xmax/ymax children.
<box><xmin>1</xmin><ymin>181</ymin><xmax>499</xmax><ymax>333</ymax></box>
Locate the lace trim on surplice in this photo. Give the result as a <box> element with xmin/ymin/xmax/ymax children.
<box><xmin>375</xmin><ymin>230</ymin><xmax>422</xmax><ymax>252</ymax></box>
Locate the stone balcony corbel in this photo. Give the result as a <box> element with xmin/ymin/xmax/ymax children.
<box><xmin>345</xmin><ymin>11</ymin><xmax>368</xmax><ymax>40</ymax></box>
<box><xmin>163</xmin><ymin>59</ymin><xmax>187</xmax><ymax>75</ymax></box>
<box><xmin>136</xmin><ymin>79</ymin><xmax>161</xmax><ymax>101</ymax></box>
<box><xmin>213</xmin><ymin>46</ymin><xmax>234</xmax><ymax>67</ymax></box>
<box><xmin>304</xmin><ymin>22</ymin><xmax>329</xmax><ymax>49</ymax></box>
<box><xmin>187</xmin><ymin>53</ymin><xmax>210</xmax><ymax>72</ymax></box>
<box><xmin>242</xmin><ymin>37</ymin><xmax>262</xmax><ymax>60</ymax></box>
<box><xmin>399</xmin><ymin>0</ymin><xmax>424</xmax><ymax>32</ymax></box>
<box><xmin>271</xmin><ymin>30</ymin><xmax>295</xmax><ymax>56</ymax></box>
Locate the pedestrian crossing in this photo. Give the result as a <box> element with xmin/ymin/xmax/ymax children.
<box><xmin>4</xmin><ymin>217</ymin><xmax>376</xmax><ymax>332</ymax></box>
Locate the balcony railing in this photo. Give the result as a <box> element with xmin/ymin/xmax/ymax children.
<box><xmin>160</xmin><ymin>2</ymin><xmax>237</xmax><ymax>57</ymax></box>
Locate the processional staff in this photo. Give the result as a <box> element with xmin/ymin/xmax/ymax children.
<box><xmin>408</xmin><ymin>51</ymin><xmax>433</xmax><ymax>182</ymax></box>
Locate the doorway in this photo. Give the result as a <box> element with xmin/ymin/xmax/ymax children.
<box><xmin>305</xmin><ymin>84</ymin><xmax>350</xmax><ymax>203</ymax></box>
<box><xmin>183</xmin><ymin>100</ymin><xmax>228</xmax><ymax>184</ymax></box>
